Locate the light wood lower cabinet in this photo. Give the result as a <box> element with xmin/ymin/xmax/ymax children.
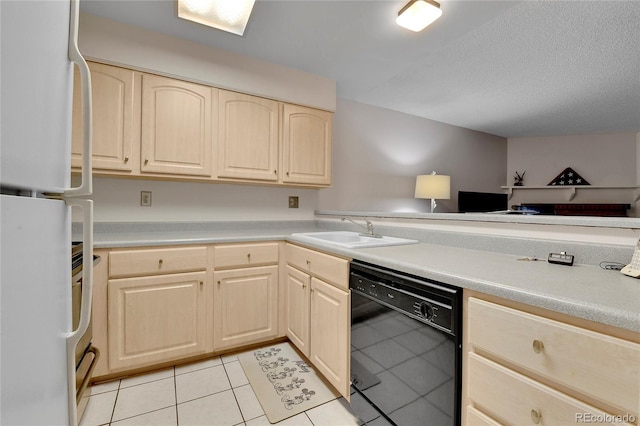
<box><xmin>285</xmin><ymin>265</ymin><xmax>311</xmax><ymax>356</ymax></box>
<box><xmin>92</xmin><ymin>241</ymin><xmax>352</xmax><ymax>398</ymax></box>
<box><xmin>213</xmin><ymin>265</ymin><xmax>278</xmax><ymax>351</ymax></box>
<box><xmin>284</xmin><ymin>243</ymin><xmax>351</xmax><ymax>400</ymax></box>
<box><xmin>463</xmin><ymin>290</ymin><xmax>640</xmax><ymax>426</ymax></box>
<box><xmin>108</xmin><ymin>271</ymin><xmax>208</xmax><ymax>372</ymax></box>
<box><xmin>309</xmin><ymin>277</ymin><xmax>350</xmax><ymax>398</ymax></box>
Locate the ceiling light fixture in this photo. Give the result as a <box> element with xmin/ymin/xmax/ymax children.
<box><xmin>177</xmin><ymin>0</ymin><xmax>256</xmax><ymax>36</ymax></box>
<box><xmin>396</xmin><ymin>0</ymin><xmax>442</xmax><ymax>32</ymax></box>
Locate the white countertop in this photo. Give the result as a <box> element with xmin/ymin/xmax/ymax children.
<box><xmin>88</xmin><ymin>223</ymin><xmax>640</xmax><ymax>333</ymax></box>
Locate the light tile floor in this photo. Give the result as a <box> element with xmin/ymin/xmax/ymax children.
<box><xmin>80</xmin><ymin>349</ymin><xmax>382</xmax><ymax>426</ymax></box>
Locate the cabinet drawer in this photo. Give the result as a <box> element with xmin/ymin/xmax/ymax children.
<box><xmin>466</xmin><ymin>406</ymin><xmax>501</xmax><ymax>426</ymax></box>
<box><xmin>286</xmin><ymin>244</ymin><xmax>349</xmax><ymax>290</ymax></box>
<box><xmin>467</xmin><ymin>297</ymin><xmax>640</xmax><ymax>417</ymax></box>
<box><xmin>468</xmin><ymin>353</ymin><xmax>631</xmax><ymax>426</ymax></box>
<box><xmin>214</xmin><ymin>242</ymin><xmax>278</xmax><ymax>269</ymax></box>
<box><xmin>109</xmin><ymin>246</ymin><xmax>207</xmax><ymax>278</ymax></box>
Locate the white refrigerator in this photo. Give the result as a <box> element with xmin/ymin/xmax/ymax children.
<box><xmin>1</xmin><ymin>1</ymin><xmax>93</xmax><ymax>425</ymax></box>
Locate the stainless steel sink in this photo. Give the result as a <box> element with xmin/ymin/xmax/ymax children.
<box><xmin>291</xmin><ymin>231</ymin><xmax>418</xmax><ymax>249</ymax></box>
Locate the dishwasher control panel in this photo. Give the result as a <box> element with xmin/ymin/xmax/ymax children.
<box><xmin>350</xmin><ymin>262</ymin><xmax>458</xmax><ymax>334</ymax></box>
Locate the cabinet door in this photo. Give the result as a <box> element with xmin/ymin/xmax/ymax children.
<box><xmin>140</xmin><ymin>74</ymin><xmax>215</xmax><ymax>176</ymax></box>
<box><xmin>218</xmin><ymin>91</ymin><xmax>279</xmax><ymax>181</ymax></box>
<box><xmin>310</xmin><ymin>277</ymin><xmax>350</xmax><ymax>399</ymax></box>
<box><xmin>282</xmin><ymin>104</ymin><xmax>332</xmax><ymax>186</ymax></box>
<box><xmin>72</xmin><ymin>62</ymin><xmax>137</xmax><ymax>172</ymax></box>
<box><xmin>285</xmin><ymin>265</ymin><xmax>311</xmax><ymax>357</ymax></box>
<box><xmin>108</xmin><ymin>272</ymin><xmax>207</xmax><ymax>372</ymax></box>
<box><xmin>213</xmin><ymin>265</ymin><xmax>278</xmax><ymax>351</ymax></box>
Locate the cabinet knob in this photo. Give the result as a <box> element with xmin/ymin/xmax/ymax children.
<box><xmin>530</xmin><ymin>409</ymin><xmax>542</xmax><ymax>424</ymax></box>
<box><xmin>124</xmin><ymin>157</ymin><xmax>129</xmax><ymax>163</ymax></box>
<box><xmin>144</xmin><ymin>159</ymin><xmax>149</xmax><ymax>165</ymax></box>
<box><xmin>199</xmin><ymin>281</ymin><xmax>203</xmax><ymax>288</ymax></box>
<box><xmin>274</xmin><ymin>170</ymin><xmax>277</xmax><ymax>174</ymax></box>
<box><xmin>286</xmin><ymin>171</ymin><xmax>290</xmax><ymax>176</ymax></box>
<box><xmin>158</xmin><ymin>259</ymin><xmax>163</xmax><ymax>266</ymax></box>
<box><xmin>306</xmin><ymin>260</ymin><xmax>311</xmax><ymax>267</ymax></box>
<box><xmin>217</xmin><ymin>280</ymin><xmax>221</xmax><ymax>286</ymax></box>
<box><xmin>532</xmin><ymin>339</ymin><xmax>544</xmax><ymax>354</ymax></box>
<box><xmin>247</xmin><ymin>253</ymin><xmax>251</xmax><ymax>261</ymax></box>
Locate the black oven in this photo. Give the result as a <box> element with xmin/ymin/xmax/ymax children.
<box><xmin>349</xmin><ymin>261</ymin><xmax>461</xmax><ymax>426</ymax></box>
<box><xmin>72</xmin><ymin>243</ymin><xmax>100</xmax><ymax>420</ymax></box>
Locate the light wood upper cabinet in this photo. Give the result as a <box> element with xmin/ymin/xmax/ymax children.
<box><xmin>72</xmin><ymin>62</ymin><xmax>138</xmax><ymax>172</ymax></box>
<box><xmin>140</xmin><ymin>74</ymin><xmax>216</xmax><ymax>177</ymax></box>
<box><xmin>74</xmin><ymin>63</ymin><xmax>334</xmax><ymax>187</ymax></box>
<box><xmin>217</xmin><ymin>91</ymin><xmax>279</xmax><ymax>181</ymax></box>
<box><xmin>282</xmin><ymin>104</ymin><xmax>332</xmax><ymax>186</ymax></box>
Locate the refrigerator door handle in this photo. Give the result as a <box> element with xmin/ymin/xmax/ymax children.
<box><xmin>65</xmin><ymin>199</ymin><xmax>93</xmax><ymax>426</ymax></box>
<box><xmin>65</xmin><ymin>0</ymin><xmax>92</xmax><ymax>198</ymax></box>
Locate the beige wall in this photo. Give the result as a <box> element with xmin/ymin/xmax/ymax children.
<box><xmin>507</xmin><ymin>132</ymin><xmax>639</xmax><ymax>216</ymax></box>
<box><xmin>78</xmin><ymin>13</ymin><xmax>336</xmax><ymax>112</ymax></box>
<box><xmin>82</xmin><ymin>177</ymin><xmax>317</xmax><ymax>222</ymax></box>
<box><xmin>318</xmin><ymin>99</ymin><xmax>508</xmax><ymax>213</ymax></box>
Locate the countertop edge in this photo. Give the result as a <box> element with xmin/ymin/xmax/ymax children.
<box><xmin>86</xmin><ymin>229</ymin><xmax>640</xmax><ymax>333</ymax></box>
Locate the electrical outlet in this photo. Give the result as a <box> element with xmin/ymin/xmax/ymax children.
<box><xmin>288</xmin><ymin>196</ymin><xmax>299</xmax><ymax>208</ymax></box>
<box><xmin>140</xmin><ymin>191</ymin><xmax>152</xmax><ymax>207</ymax></box>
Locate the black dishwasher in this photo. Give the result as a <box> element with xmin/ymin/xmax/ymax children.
<box><xmin>349</xmin><ymin>260</ymin><xmax>461</xmax><ymax>426</ymax></box>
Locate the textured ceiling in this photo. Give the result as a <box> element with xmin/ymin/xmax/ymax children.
<box><xmin>80</xmin><ymin>0</ymin><xmax>640</xmax><ymax>138</ymax></box>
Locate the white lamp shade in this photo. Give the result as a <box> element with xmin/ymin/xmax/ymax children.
<box><xmin>178</xmin><ymin>0</ymin><xmax>256</xmax><ymax>35</ymax></box>
<box><xmin>415</xmin><ymin>174</ymin><xmax>450</xmax><ymax>199</ymax></box>
<box><xmin>396</xmin><ymin>0</ymin><xmax>442</xmax><ymax>32</ymax></box>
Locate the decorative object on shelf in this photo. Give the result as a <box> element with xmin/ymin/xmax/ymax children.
<box><xmin>415</xmin><ymin>171</ymin><xmax>451</xmax><ymax>213</ymax></box>
<box><xmin>514</xmin><ymin>171</ymin><xmax>525</xmax><ymax>186</ymax></box>
<box><xmin>548</xmin><ymin>167</ymin><xmax>590</xmax><ymax>186</ymax></box>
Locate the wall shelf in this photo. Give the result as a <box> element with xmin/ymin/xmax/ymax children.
<box><xmin>501</xmin><ymin>185</ymin><xmax>640</xmax><ymax>202</ymax></box>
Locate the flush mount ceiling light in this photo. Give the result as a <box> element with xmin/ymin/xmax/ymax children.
<box><xmin>177</xmin><ymin>0</ymin><xmax>256</xmax><ymax>36</ymax></box>
<box><xmin>396</xmin><ymin>0</ymin><xmax>442</xmax><ymax>32</ymax></box>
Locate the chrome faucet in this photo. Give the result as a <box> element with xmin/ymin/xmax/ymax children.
<box><xmin>341</xmin><ymin>217</ymin><xmax>382</xmax><ymax>238</ymax></box>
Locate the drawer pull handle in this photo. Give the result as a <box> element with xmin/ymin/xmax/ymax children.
<box><xmin>531</xmin><ymin>409</ymin><xmax>542</xmax><ymax>424</ymax></box>
<box><xmin>532</xmin><ymin>339</ymin><xmax>544</xmax><ymax>354</ymax></box>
